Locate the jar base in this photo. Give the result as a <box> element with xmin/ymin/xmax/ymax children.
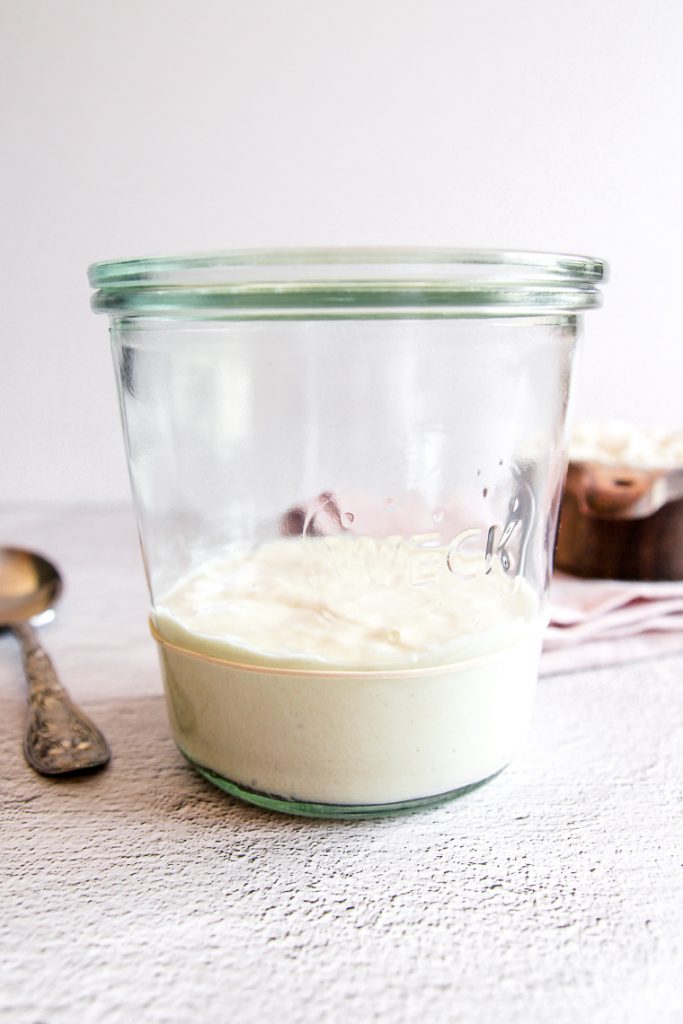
<box><xmin>183</xmin><ymin>751</ymin><xmax>505</xmax><ymax>819</ymax></box>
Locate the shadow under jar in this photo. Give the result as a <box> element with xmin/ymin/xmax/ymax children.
<box><xmin>89</xmin><ymin>249</ymin><xmax>606</xmax><ymax>818</ymax></box>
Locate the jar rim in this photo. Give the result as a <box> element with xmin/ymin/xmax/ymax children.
<box><xmin>88</xmin><ymin>247</ymin><xmax>607</xmax><ymax>318</ymax></box>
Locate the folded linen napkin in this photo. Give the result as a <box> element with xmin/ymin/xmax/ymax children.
<box><xmin>541</xmin><ymin>572</ymin><xmax>683</xmax><ymax>675</ymax></box>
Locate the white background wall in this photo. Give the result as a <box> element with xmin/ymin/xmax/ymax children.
<box><xmin>1</xmin><ymin>0</ymin><xmax>682</xmax><ymax>505</ymax></box>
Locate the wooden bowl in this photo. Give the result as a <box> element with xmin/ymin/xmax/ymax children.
<box><xmin>555</xmin><ymin>461</ymin><xmax>683</xmax><ymax>580</ymax></box>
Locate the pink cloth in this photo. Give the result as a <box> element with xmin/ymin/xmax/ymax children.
<box><xmin>541</xmin><ymin>572</ymin><xmax>683</xmax><ymax>675</ymax></box>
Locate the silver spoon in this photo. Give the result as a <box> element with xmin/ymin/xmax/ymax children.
<box><xmin>0</xmin><ymin>547</ymin><xmax>110</xmax><ymax>775</ymax></box>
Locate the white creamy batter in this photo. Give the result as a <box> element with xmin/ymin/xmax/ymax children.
<box><xmin>154</xmin><ymin>534</ymin><xmax>543</xmax><ymax>807</ymax></box>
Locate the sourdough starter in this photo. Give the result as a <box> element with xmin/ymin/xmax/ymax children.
<box><xmin>154</xmin><ymin>535</ymin><xmax>543</xmax><ymax>806</ymax></box>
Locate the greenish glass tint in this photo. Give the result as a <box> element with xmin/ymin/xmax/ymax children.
<box><xmin>89</xmin><ymin>248</ymin><xmax>606</xmax><ymax>320</ymax></box>
<box><xmin>186</xmin><ymin>753</ymin><xmax>504</xmax><ymax>820</ymax></box>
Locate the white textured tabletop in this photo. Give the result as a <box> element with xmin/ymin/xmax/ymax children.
<box><xmin>1</xmin><ymin>506</ymin><xmax>682</xmax><ymax>1024</ymax></box>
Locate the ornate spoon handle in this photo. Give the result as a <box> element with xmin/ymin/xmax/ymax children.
<box><xmin>14</xmin><ymin>622</ymin><xmax>111</xmax><ymax>775</ymax></box>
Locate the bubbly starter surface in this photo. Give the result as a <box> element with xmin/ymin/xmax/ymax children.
<box><xmin>154</xmin><ymin>535</ymin><xmax>543</xmax><ymax>806</ymax></box>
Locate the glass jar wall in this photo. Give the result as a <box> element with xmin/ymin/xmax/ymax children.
<box><xmin>90</xmin><ymin>250</ymin><xmax>606</xmax><ymax>816</ymax></box>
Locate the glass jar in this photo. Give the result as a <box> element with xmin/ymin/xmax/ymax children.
<box><xmin>89</xmin><ymin>249</ymin><xmax>606</xmax><ymax>817</ymax></box>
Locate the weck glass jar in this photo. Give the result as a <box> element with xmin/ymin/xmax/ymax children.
<box><xmin>89</xmin><ymin>249</ymin><xmax>606</xmax><ymax>817</ymax></box>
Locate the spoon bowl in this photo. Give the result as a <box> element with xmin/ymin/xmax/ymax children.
<box><xmin>0</xmin><ymin>546</ymin><xmax>110</xmax><ymax>775</ymax></box>
<box><xmin>0</xmin><ymin>547</ymin><xmax>62</xmax><ymax>625</ymax></box>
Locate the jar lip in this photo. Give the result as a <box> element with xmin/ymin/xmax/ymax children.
<box><xmin>88</xmin><ymin>247</ymin><xmax>607</xmax><ymax>317</ymax></box>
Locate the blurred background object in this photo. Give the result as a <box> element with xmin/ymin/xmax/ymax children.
<box><xmin>1</xmin><ymin>0</ymin><xmax>681</xmax><ymax>504</ymax></box>
<box><xmin>556</xmin><ymin>419</ymin><xmax>683</xmax><ymax>580</ymax></box>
